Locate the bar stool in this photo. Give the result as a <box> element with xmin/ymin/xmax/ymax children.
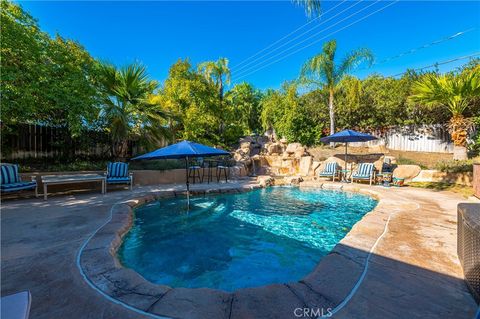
<box><xmin>216</xmin><ymin>159</ymin><xmax>229</xmax><ymax>183</ymax></box>
<box><xmin>188</xmin><ymin>157</ymin><xmax>203</xmax><ymax>184</ymax></box>
<box><xmin>203</xmin><ymin>159</ymin><xmax>216</xmax><ymax>184</ymax></box>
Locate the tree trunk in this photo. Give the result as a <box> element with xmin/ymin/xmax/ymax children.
<box><xmin>328</xmin><ymin>88</ymin><xmax>335</xmax><ymax>147</ymax></box>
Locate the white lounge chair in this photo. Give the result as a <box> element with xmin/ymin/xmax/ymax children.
<box><xmin>318</xmin><ymin>162</ymin><xmax>339</xmax><ymax>181</ymax></box>
<box><xmin>1</xmin><ymin>291</ymin><xmax>31</xmax><ymax>319</ymax></box>
<box><xmin>351</xmin><ymin>163</ymin><xmax>376</xmax><ymax>185</ymax></box>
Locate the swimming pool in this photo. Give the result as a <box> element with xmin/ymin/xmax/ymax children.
<box><xmin>118</xmin><ymin>187</ymin><xmax>377</xmax><ymax>291</ymax></box>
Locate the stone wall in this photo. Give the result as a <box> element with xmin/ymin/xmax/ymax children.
<box><xmin>411</xmin><ymin>170</ymin><xmax>474</xmax><ymax>186</ymax></box>
<box><xmin>19</xmin><ymin>166</ymin><xmax>248</xmax><ymax>192</ymax></box>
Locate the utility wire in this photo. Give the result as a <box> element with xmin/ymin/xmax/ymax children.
<box><xmin>233</xmin><ymin>0</ymin><xmax>399</xmax><ymax>82</ymax></box>
<box><xmin>232</xmin><ymin>0</ymin><xmax>347</xmax><ymax>69</ymax></box>
<box><xmin>233</xmin><ymin>0</ymin><xmax>380</xmax><ymax>79</ymax></box>
<box><xmin>389</xmin><ymin>52</ymin><xmax>480</xmax><ymax>77</ymax></box>
<box><xmin>233</xmin><ymin>0</ymin><xmax>355</xmax><ymax>73</ymax></box>
<box><xmin>359</xmin><ymin>28</ymin><xmax>476</xmax><ymax>71</ymax></box>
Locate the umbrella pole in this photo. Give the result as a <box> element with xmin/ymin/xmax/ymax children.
<box><xmin>344</xmin><ymin>142</ymin><xmax>348</xmax><ymax>182</ymax></box>
<box><xmin>185</xmin><ymin>157</ymin><xmax>190</xmax><ymax>209</ymax></box>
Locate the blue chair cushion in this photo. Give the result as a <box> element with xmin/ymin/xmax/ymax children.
<box><xmin>107</xmin><ymin>162</ymin><xmax>129</xmax><ymax>178</ymax></box>
<box><xmin>107</xmin><ymin>177</ymin><xmax>131</xmax><ymax>184</ymax></box>
<box><xmin>1</xmin><ymin>181</ymin><xmax>36</xmax><ymax>192</ymax></box>
<box><xmin>1</xmin><ymin>164</ymin><xmax>20</xmax><ymax>185</ymax></box>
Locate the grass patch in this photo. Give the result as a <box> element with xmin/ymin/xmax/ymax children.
<box><xmin>408</xmin><ymin>182</ymin><xmax>474</xmax><ymax>198</ymax></box>
<box><xmin>396</xmin><ymin>156</ymin><xmax>428</xmax><ymax>169</ymax></box>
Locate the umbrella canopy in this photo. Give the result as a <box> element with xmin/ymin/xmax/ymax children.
<box><xmin>320</xmin><ymin>130</ymin><xmax>377</xmax><ymax>181</ymax></box>
<box><xmin>132</xmin><ymin>140</ymin><xmax>229</xmax><ymax>160</ymax></box>
<box><xmin>132</xmin><ymin>140</ymin><xmax>230</xmax><ymax>208</ymax></box>
<box><xmin>320</xmin><ymin>129</ymin><xmax>377</xmax><ymax>144</ymax></box>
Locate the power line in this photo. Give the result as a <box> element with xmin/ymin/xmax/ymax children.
<box><xmin>233</xmin><ymin>0</ymin><xmax>381</xmax><ymax>79</ymax></box>
<box><xmin>389</xmin><ymin>52</ymin><xmax>480</xmax><ymax>77</ymax></box>
<box><xmin>232</xmin><ymin>0</ymin><xmax>347</xmax><ymax>69</ymax></box>
<box><xmin>233</xmin><ymin>0</ymin><xmax>399</xmax><ymax>82</ymax></box>
<box><xmin>359</xmin><ymin>28</ymin><xmax>476</xmax><ymax>71</ymax></box>
<box><xmin>233</xmin><ymin>0</ymin><xmax>357</xmax><ymax>73</ymax></box>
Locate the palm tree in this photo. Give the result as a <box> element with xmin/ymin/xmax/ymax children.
<box><xmin>299</xmin><ymin>40</ymin><xmax>373</xmax><ymax>138</ymax></box>
<box><xmin>410</xmin><ymin>71</ymin><xmax>480</xmax><ymax>158</ymax></box>
<box><xmin>97</xmin><ymin>62</ymin><xmax>171</xmax><ymax>159</ymax></box>
<box><xmin>292</xmin><ymin>0</ymin><xmax>322</xmax><ymax>18</ymax></box>
<box><xmin>197</xmin><ymin>57</ymin><xmax>231</xmax><ymax>100</ymax></box>
<box><xmin>197</xmin><ymin>58</ymin><xmax>231</xmax><ymax>142</ymax></box>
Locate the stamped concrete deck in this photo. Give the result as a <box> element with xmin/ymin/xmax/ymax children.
<box><xmin>1</xmin><ymin>181</ymin><xmax>478</xmax><ymax>318</ymax></box>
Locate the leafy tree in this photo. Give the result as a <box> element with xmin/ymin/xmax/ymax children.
<box><xmin>299</xmin><ymin>40</ymin><xmax>373</xmax><ymax>136</ymax></box>
<box><xmin>197</xmin><ymin>58</ymin><xmax>231</xmax><ymax>142</ymax></box>
<box><xmin>410</xmin><ymin>70</ymin><xmax>480</xmax><ymax>147</ymax></box>
<box><xmin>1</xmin><ymin>0</ymin><xmax>99</xmax><ymax>136</ymax></box>
<box><xmin>225</xmin><ymin>82</ymin><xmax>263</xmax><ymax>135</ymax></box>
<box><xmin>96</xmin><ymin>62</ymin><xmax>171</xmax><ymax>159</ymax></box>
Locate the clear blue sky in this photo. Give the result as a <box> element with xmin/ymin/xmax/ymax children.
<box><xmin>19</xmin><ymin>1</ymin><xmax>480</xmax><ymax>90</ymax></box>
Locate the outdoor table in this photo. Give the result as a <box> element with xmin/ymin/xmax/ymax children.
<box><xmin>41</xmin><ymin>174</ymin><xmax>106</xmax><ymax>200</ymax></box>
<box><xmin>339</xmin><ymin>169</ymin><xmax>351</xmax><ymax>182</ymax></box>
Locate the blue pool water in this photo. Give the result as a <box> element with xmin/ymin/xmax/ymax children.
<box><xmin>118</xmin><ymin>187</ymin><xmax>377</xmax><ymax>291</ymax></box>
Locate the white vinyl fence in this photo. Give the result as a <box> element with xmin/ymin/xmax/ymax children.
<box><xmin>350</xmin><ymin>125</ymin><xmax>455</xmax><ymax>153</ymax></box>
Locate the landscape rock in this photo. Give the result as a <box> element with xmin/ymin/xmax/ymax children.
<box><xmin>393</xmin><ymin>165</ymin><xmax>422</xmax><ymax>181</ymax></box>
<box><xmin>286</xmin><ymin>143</ymin><xmax>302</xmax><ymax>154</ymax></box>
<box><xmin>267</xmin><ymin>143</ymin><xmax>283</xmax><ymax>155</ymax></box>
<box><xmin>294</xmin><ymin>146</ymin><xmax>307</xmax><ymax>158</ymax></box>
<box><xmin>257</xmin><ymin>175</ymin><xmax>274</xmax><ymax>187</ymax></box>
<box><xmin>284</xmin><ymin>175</ymin><xmax>303</xmax><ymax>185</ymax></box>
<box><xmin>299</xmin><ymin>156</ymin><xmax>312</xmax><ymax>176</ymax></box>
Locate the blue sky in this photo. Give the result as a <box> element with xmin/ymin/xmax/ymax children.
<box><xmin>19</xmin><ymin>1</ymin><xmax>480</xmax><ymax>90</ymax></box>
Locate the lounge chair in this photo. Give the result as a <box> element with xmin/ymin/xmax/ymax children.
<box><xmin>1</xmin><ymin>164</ymin><xmax>38</xmax><ymax>197</ymax></box>
<box><xmin>105</xmin><ymin>162</ymin><xmax>133</xmax><ymax>190</ymax></box>
<box><xmin>351</xmin><ymin>163</ymin><xmax>376</xmax><ymax>185</ymax></box>
<box><xmin>1</xmin><ymin>291</ymin><xmax>31</xmax><ymax>319</ymax></box>
<box><xmin>318</xmin><ymin>162</ymin><xmax>339</xmax><ymax>181</ymax></box>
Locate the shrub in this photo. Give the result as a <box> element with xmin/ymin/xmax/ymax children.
<box><xmin>434</xmin><ymin>160</ymin><xmax>474</xmax><ymax>173</ymax></box>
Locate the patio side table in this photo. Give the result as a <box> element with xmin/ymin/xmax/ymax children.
<box><xmin>339</xmin><ymin>169</ymin><xmax>351</xmax><ymax>182</ymax></box>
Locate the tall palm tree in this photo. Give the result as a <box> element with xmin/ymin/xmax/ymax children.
<box><xmin>197</xmin><ymin>57</ymin><xmax>231</xmax><ymax>100</ymax></box>
<box><xmin>97</xmin><ymin>62</ymin><xmax>171</xmax><ymax>159</ymax></box>
<box><xmin>299</xmin><ymin>40</ymin><xmax>373</xmax><ymax>138</ymax></box>
<box><xmin>292</xmin><ymin>0</ymin><xmax>322</xmax><ymax>18</ymax></box>
<box><xmin>197</xmin><ymin>58</ymin><xmax>231</xmax><ymax>142</ymax></box>
<box><xmin>410</xmin><ymin>71</ymin><xmax>480</xmax><ymax>156</ymax></box>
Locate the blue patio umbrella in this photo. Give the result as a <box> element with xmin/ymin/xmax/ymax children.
<box><xmin>132</xmin><ymin>140</ymin><xmax>230</xmax><ymax>207</ymax></box>
<box><xmin>320</xmin><ymin>129</ymin><xmax>377</xmax><ymax>170</ymax></box>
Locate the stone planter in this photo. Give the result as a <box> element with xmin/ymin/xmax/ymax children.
<box><xmin>453</xmin><ymin>146</ymin><xmax>468</xmax><ymax>160</ymax></box>
<box><xmin>474</xmin><ymin>164</ymin><xmax>480</xmax><ymax>199</ymax></box>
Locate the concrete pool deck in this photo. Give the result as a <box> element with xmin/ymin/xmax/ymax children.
<box><xmin>1</xmin><ymin>180</ymin><xmax>478</xmax><ymax>318</ymax></box>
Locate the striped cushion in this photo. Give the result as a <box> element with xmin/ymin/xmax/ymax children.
<box><xmin>107</xmin><ymin>177</ymin><xmax>131</xmax><ymax>184</ymax></box>
<box><xmin>323</xmin><ymin>162</ymin><xmax>337</xmax><ymax>174</ymax></box>
<box><xmin>107</xmin><ymin>162</ymin><xmax>129</xmax><ymax>178</ymax></box>
<box><xmin>1</xmin><ymin>164</ymin><xmax>20</xmax><ymax>185</ymax></box>
<box><xmin>1</xmin><ymin>181</ymin><xmax>36</xmax><ymax>191</ymax></box>
<box><xmin>354</xmin><ymin>163</ymin><xmax>374</xmax><ymax>177</ymax></box>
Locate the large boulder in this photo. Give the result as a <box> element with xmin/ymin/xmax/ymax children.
<box><xmin>257</xmin><ymin>175</ymin><xmax>274</xmax><ymax>187</ymax></box>
<box><xmin>294</xmin><ymin>146</ymin><xmax>307</xmax><ymax>158</ymax></box>
<box><xmin>284</xmin><ymin>175</ymin><xmax>303</xmax><ymax>185</ymax></box>
<box><xmin>267</xmin><ymin>143</ymin><xmax>283</xmax><ymax>155</ymax></box>
<box><xmin>299</xmin><ymin>156</ymin><xmax>312</xmax><ymax>176</ymax></box>
<box><xmin>392</xmin><ymin>165</ymin><xmax>422</xmax><ymax>181</ymax></box>
<box><xmin>285</xmin><ymin>143</ymin><xmax>302</xmax><ymax>154</ymax></box>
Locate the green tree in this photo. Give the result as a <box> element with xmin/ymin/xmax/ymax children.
<box><xmin>97</xmin><ymin>62</ymin><xmax>171</xmax><ymax>159</ymax></box>
<box><xmin>410</xmin><ymin>70</ymin><xmax>480</xmax><ymax>148</ymax></box>
<box><xmin>225</xmin><ymin>82</ymin><xmax>263</xmax><ymax>135</ymax></box>
<box><xmin>1</xmin><ymin>0</ymin><xmax>99</xmax><ymax>135</ymax></box>
<box><xmin>197</xmin><ymin>58</ymin><xmax>231</xmax><ymax>142</ymax></box>
<box><xmin>299</xmin><ymin>40</ymin><xmax>373</xmax><ymax>136</ymax></box>
<box><xmin>292</xmin><ymin>0</ymin><xmax>322</xmax><ymax>17</ymax></box>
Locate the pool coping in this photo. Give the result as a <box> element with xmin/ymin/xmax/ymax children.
<box><xmin>78</xmin><ymin>183</ymin><xmax>393</xmax><ymax>319</ymax></box>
